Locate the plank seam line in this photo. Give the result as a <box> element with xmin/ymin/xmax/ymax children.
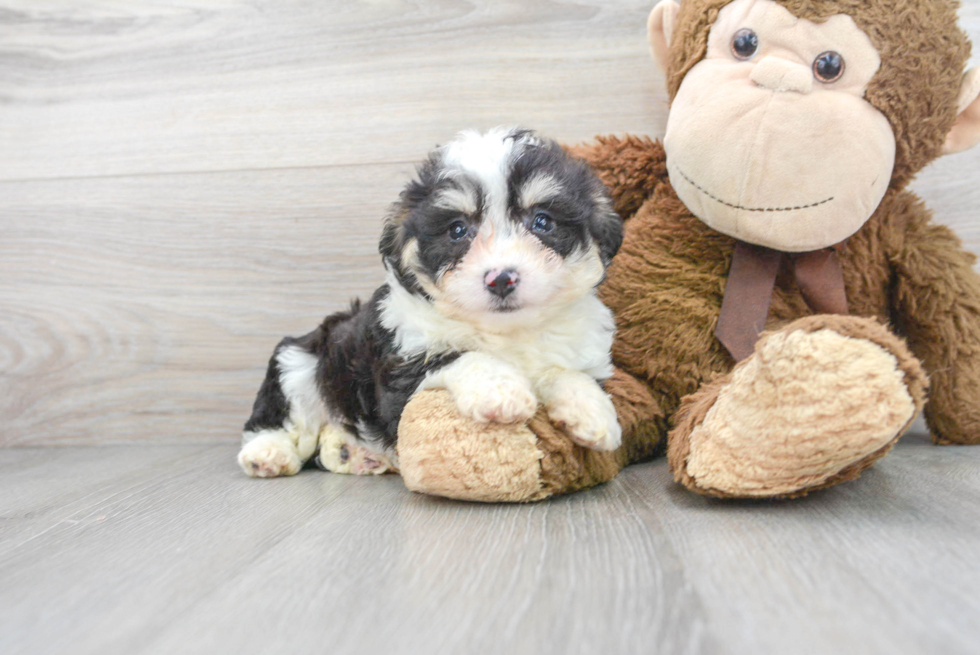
<box><xmin>0</xmin><ymin>159</ymin><xmax>421</xmax><ymax>185</ymax></box>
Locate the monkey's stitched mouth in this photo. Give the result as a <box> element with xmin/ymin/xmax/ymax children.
<box><xmin>676</xmin><ymin>167</ymin><xmax>834</xmax><ymax>212</ymax></box>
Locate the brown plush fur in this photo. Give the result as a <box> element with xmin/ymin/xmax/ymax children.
<box><xmin>395</xmin><ymin>0</ymin><xmax>980</xmax><ymax>502</ymax></box>
<box><xmin>593</xmin><ymin>137</ymin><xmax>980</xmax><ymax>441</ymax></box>
<box><xmin>580</xmin><ymin>136</ymin><xmax>980</xmax><ymax>496</ymax></box>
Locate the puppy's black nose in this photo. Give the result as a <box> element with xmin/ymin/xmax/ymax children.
<box><xmin>485</xmin><ymin>269</ymin><xmax>519</xmax><ymax>299</ymax></box>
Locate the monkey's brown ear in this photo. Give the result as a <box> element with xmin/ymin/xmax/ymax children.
<box><xmin>648</xmin><ymin>0</ymin><xmax>680</xmax><ymax>75</ymax></box>
<box><xmin>942</xmin><ymin>68</ymin><xmax>980</xmax><ymax>156</ymax></box>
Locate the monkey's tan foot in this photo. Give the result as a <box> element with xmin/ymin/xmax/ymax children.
<box><xmin>317</xmin><ymin>425</ymin><xmax>397</xmax><ymax>476</ymax></box>
<box><xmin>397</xmin><ymin>389</ymin><xmax>627</xmax><ymax>502</ymax></box>
<box><xmin>238</xmin><ymin>431</ymin><xmax>303</xmax><ymax>478</ymax></box>
<box><xmin>668</xmin><ymin>316</ymin><xmax>928</xmax><ymax>498</ymax></box>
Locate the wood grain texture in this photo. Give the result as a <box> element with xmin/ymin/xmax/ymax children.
<box><xmin>636</xmin><ymin>437</ymin><xmax>980</xmax><ymax>655</ymax></box>
<box><xmin>0</xmin><ymin>0</ymin><xmax>978</xmax><ymax>447</ymax></box>
<box><xmin>0</xmin><ymin>166</ymin><xmax>398</xmax><ymax>445</ymax></box>
<box><xmin>1</xmin><ymin>440</ymin><xmax>979</xmax><ymax>655</ymax></box>
<box><xmin>0</xmin><ymin>0</ymin><xmax>667</xmax><ymax>181</ymax></box>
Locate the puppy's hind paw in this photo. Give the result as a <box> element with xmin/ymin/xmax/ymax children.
<box><xmin>238</xmin><ymin>432</ymin><xmax>302</xmax><ymax>478</ymax></box>
<box><xmin>454</xmin><ymin>376</ymin><xmax>538</xmax><ymax>424</ymax></box>
<box><xmin>317</xmin><ymin>426</ymin><xmax>397</xmax><ymax>476</ymax></box>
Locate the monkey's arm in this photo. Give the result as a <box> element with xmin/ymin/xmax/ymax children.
<box><xmin>566</xmin><ymin>136</ymin><xmax>668</xmax><ymax>220</ymax></box>
<box><xmin>889</xmin><ymin>193</ymin><xmax>980</xmax><ymax>444</ymax></box>
<box><xmin>396</xmin><ymin>367</ymin><xmax>665</xmax><ymax>503</ymax></box>
<box><xmin>604</xmin><ymin>367</ymin><xmax>669</xmax><ymax>462</ymax></box>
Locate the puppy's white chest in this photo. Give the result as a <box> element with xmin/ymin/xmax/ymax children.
<box><xmin>383</xmin><ymin>279</ymin><xmax>615</xmax><ymax>380</ymax></box>
<box><xmin>478</xmin><ymin>305</ymin><xmax>615</xmax><ymax>380</ymax></box>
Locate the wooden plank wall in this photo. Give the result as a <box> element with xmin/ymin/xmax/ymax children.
<box><xmin>1</xmin><ymin>0</ymin><xmax>978</xmax><ymax>446</ymax></box>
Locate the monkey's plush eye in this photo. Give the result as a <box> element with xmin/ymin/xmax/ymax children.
<box><xmin>813</xmin><ymin>51</ymin><xmax>845</xmax><ymax>83</ymax></box>
<box><xmin>530</xmin><ymin>212</ymin><xmax>555</xmax><ymax>234</ymax></box>
<box><xmin>448</xmin><ymin>220</ymin><xmax>468</xmax><ymax>240</ymax></box>
<box><xmin>731</xmin><ymin>29</ymin><xmax>759</xmax><ymax>60</ymax></box>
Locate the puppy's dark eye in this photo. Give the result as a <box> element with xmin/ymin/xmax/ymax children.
<box><xmin>731</xmin><ymin>29</ymin><xmax>759</xmax><ymax>60</ymax></box>
<box><xmin>530</xmin><ymin>212</ymin><xmax>554</xmax><ymax>234</ymax></box>
<box><xmin>813</xmin><ymin>51</ymin><xmax>845</xmax><ymax>83</ymax></box>
<box><xmin>448</xmin><ymin>220</ymin><xmax>468</xmax><ymax>241</ymax></box>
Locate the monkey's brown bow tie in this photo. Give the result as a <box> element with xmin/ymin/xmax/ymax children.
<box><xmin>715</xmin><ymin>241</ymin><xmax>849</xmax><ymax>361</ymax></box>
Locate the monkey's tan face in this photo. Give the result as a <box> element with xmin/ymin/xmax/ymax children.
<box><xmin>664</xmin><ymin>0</ymin><xmax>896</xmax><ymax>252</ymax></box>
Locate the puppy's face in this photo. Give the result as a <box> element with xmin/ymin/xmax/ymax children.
<box><xmin>381</xmin><ymin>128</ymin><xmax>622</xmax><ymax>324</ymax></box>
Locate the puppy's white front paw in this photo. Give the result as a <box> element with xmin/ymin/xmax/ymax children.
<box><xmin>454</xmin><ymin>376</ymin><xmax>538</xmax><ymax>424</ymax></box>
<box><xmin>546</xmin><ymin>381</ymin><xmax>622</xmax><ymax>452</ymax></box>
<box><xmin>238</xmin><ymin>433</ymin><xmax>302</xmax><ymax>478</ymax></box>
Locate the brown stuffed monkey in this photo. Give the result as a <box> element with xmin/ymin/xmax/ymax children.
<box><xmin>396</xmin><ymin>0</ymin><xmax>980</xmax><ymax>501</ymax></box>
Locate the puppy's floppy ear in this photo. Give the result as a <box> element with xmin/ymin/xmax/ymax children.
<box><xmin>380</xmin><ymin>154</ymin><xmax>439</xmax><ymax>279</ymax></box>
<box><xmin>379</xmin><ymin>208</ymin><xmax>407</xmax><ymax>270</ymax></box>
<box><xmin>589</xmin><ymin>195</ymin><xmax>624</xmax><ymax>266</ymax></box>
<box><xmin>379</xmin><ymin>206</ymin><xmax>430</xmax><ymax>297</ymax></box>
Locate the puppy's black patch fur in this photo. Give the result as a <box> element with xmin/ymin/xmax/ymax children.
<box><xmin>507</xmin><ymin>138</ymin><xmax>622</xmax><ymax>264</ymax></box>
<box><xmin>380</xmin><ymin>155</ymin><xmax>486</xmax><ymax>294</ymax></box>
<box><xmin>244</xmin><ymin>286</ymin><xmax>459</xmax><ymax>449</ymax></box>
<box><xmin>243</xmin><ymin>351</ymin><xmax>290</xmax><ymax>433</ymax></box>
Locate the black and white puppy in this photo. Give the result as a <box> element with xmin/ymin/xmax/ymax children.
<box><xmin>238</xmin><ymin>127</ymin><xmax>624</xmax><ymax>478</ymax></box>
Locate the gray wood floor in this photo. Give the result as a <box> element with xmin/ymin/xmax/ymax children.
<box><xmin>2</xmin><ymin>1</ymin><xmax>980</xmax><ymax>654</ymax></box>
<box><xmin>2</xmin><ymin>436</ymin><xmax>980</xmax><ymax>655</ymax></box>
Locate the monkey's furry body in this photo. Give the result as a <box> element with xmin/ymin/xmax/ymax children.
<box><xmin>395</xmin><ymin>0</ymin><xmax>980</xmax><ymax>501</ymax></box>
